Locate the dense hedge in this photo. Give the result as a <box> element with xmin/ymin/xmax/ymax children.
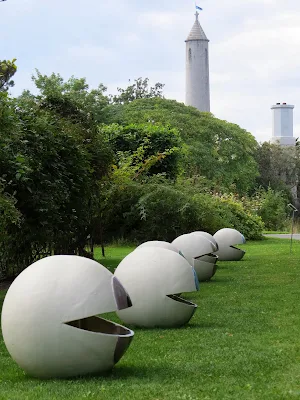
<box><xmin>0</xmin><ymin>93</ymin><xmax>112</xmax><ymax>278</ymax></box>
<box><xmin>98</xmin><ymin>182</ymin><xmax>264</xmax><ymax>244</ymax></box>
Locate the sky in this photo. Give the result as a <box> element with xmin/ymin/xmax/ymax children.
<box><xmin>1</xmin><ymin>0</ymin><xmax>300</xmax><ymax>143</ymax></box>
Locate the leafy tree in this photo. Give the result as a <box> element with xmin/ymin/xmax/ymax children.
<box><xmin>0</xmin><ymin>81</ymin><xmax>112</xmax><ymax>277</ymax></box>
<box><xmin>256</xmin><ymin>187</ymin><xmax>288</xmax><ymax>230</ymax></box>
<box><xmin>110</xmin><ymin>77</ymin><xmax>164</xmax><ymax>104</ymax></box>
<box><xmin>32</xmin><ymin>70</ymin><xmax>109</xmax><ymax>126</ymax></box>
<box><xmin>104</xmin><ymin>98</ymin><xmax>259</xmax><ymax>193</ymax></box>
<box><xmin>95</xmin><ymin>122</ymin><xmax>182</xmax><ymax>253</ymax></box>
<box><xmin>100</xmin><ymin>123</ymin><xmax>182</xmax><ymax>180</ymax></box>
<box><xmin>0</xmin><ymin>59</ymin><xmax>17</xmax><ymax>92</ymax></box>
<box><xmin>255</xmin><ymin>142</ymin><xmax>298</xmax><ymax>198</ymax></box>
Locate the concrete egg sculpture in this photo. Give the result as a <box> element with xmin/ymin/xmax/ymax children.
<box><xmin>136</xmin><ymin>240</ymin><xmax>179</xmax><ymax>253</ymax></box>
<box><xmin>213</xmin><ymin>228</ymin><xmax>246</xmax><ymax>261</ymax></box>
<box><xmin>172</xmin><ymin>233</ymin><xmax>218</xmax><ymax>282</ymax></box>
<box><xmin>192</xmin><ymin>231</ymin><xmax>218</xmax><ymax>249</ymax></box>
<box><xmin>1</xmin><ymin>255</ymin><xmax>134</xmax><ymax>379</ymax></box>
<box><xmin>114</xmin><ymin>247</ymin><xmax>198</xmax><ymax>328</ymax></box>
<box><xmin>191</xmin><ymin>231</ymin><xmax>219</xmax><ymax>265</ymax></box>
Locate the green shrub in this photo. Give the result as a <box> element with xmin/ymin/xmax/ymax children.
<box><xmin>217</xmin><ymin>197</ymin><xmax>264</xmax><ymax>240</ymax></box>
<box><xmin>133</xmin><ymin>184</ymin><xmax>200</xmax><ymax>241</ymax></box>
<box><xmin>257</xmin><ymin>188</ymin><xmax>288</xmax><ymax>230</ymax></box>
<box><xmin>0</xmin><ymin>185</ymin><xmax>21</xmax><ymax>279</ymax></box>
<box><xmin>100</xmin><ymin>123</ymin><xmax>182</xmax><ymax>180</ymax></box>
<box><xmin>0</xmin><ymin>93</ymin><xmax>112</xmax><ymax>278</ymax></box>
<box><xmin>98</xmin><ymin>181</ymin><xmax>143</xmax><ymax>243</ymax></box>
<box><xmin>99</xmin><ymin>183</ymin><xmax>264</xmax><ymax>243</ymax></box>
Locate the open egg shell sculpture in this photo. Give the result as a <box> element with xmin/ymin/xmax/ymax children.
<box><xmin>1</xmin><ymin>255</ymin><xmax>134</xmax><ymax>379</ymax></box>
<box><xmin>213</xmin><ymin>228</ymin><xmax>246</xmax><ymax>261</ymax></box>
<box><xmin>114</xmin><ymin>247</ymin><xmax>199</xmax><ymax>328</ymax></box>
<box><xmin>136</xmin><ymin>240</ymin><xmax>179</xmax><ymax>253</ymax></box>
<box><xmin>192</xmin><ymin>231</ymin><xmax>218</xmax><ymax>249</ymax></box>
<box><xmin>172</xmin><ymin>233</ymin><xmax>218</xmax><ymax>282</ymax></box>
<box><xmin>191</xmin><ymin>231</ymin><xmax>219</xmax><ymax>264</ymax></box>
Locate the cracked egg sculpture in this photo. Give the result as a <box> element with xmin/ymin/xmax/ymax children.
<box><xmin>1</xmin><ymin>255</ymin><xmax>134</xmax><ymax>378</ymax></box>
<box><xmin>172</xmin><ymin>233</ymin><xmax>218</xmax><ymax>282</ymax></box>
<box><xmin>213</xmin><ymin>228</ymin><xmax>246</xmax><ymax>261</ymax></box>
<box><xmin>114</xmin><ymin>247</ymin><xmax>198</xmax><ymax>328</ymax></box>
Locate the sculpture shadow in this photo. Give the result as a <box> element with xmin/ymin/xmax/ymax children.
<box><xmin>180</xmin><ymin>321</ymin><xmax>224</xmax><ymax>330</ymax></box>
<box><xmin>128</xmin><ymin>320</ymin><xmax>223</xmax><ymax>333</ymax></box>
<box><xmin>23</xmin><ymin>364</ymin><xmax>173</xmax><ymax>382</ymax></box>
<box><xmin>206</xmin><ymin>277</ymin><xmax>234</xmax><ymax>285</ymax></box>
<box><xmin>102</xmin><ymin>364</ymin><xmax>171</xmax><ymax>380</ymax></box>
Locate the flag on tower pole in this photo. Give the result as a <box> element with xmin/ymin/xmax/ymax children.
<box><xmin>195</xmin><ymin>5</ymin><xmax>203</xmax><ymax>11</ymax></box>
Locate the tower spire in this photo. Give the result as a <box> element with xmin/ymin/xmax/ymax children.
<box><xmin>185</xmin><ymin>13</ymin><xmax>210</xmax><ymax>112</ymax></box>
<box><xmin>186</xmin><ymin>13</ymin><xmax>208</xmax><ymax>41</ymax></box>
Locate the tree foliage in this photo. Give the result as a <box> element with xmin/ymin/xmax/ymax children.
<box><xmin>96</xmin><ymin>181</ymin><xmax>264</xmax><ymax>244</ymax></box>
<box><xmin>0</xmin><ymin>70</ymin><xmax>267</xmax><ymax>277</ymax></box>
<box><xmin>0</xmin><ymin>59</ymin><xmax>17</xmax><ymax>92</ymax></box>
<box><xmin>104</xmin><ymin>98</ymin><xmax>259</xmax><ymax>193</ymax></box>
<box><xmin>255</xmin><ymin>141</ymin><xmax>298</xmax><ymax>196</ymax></box>
<box><xmin>0</xmin><ymin>76</ymin><xmax>112</xmax><ymax>278</ymax></box>
<box><xmin>101</xmin><ymin>123</ymin><xmax>182</xmax><ymax>180</ymax></box>
<box><xmin>32</xmin><ymin>70</ymin><xmax>109</xmax><ymax>126</ymax></box>
<box><xmin>256</xmin><ymin>187</ymin><xmax>288</xmax><ymax>231</ymax></box>
<box><xmin>110</xmin><ymin>77</ymin><xmax>164</xmax><ymax>105</ymax></box>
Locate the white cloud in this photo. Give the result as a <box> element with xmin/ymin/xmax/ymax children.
<box><xmin>120</xmin><ymin>33</ymin><xmax>141</xmax><ymax>45</ymax></box>
<box><xmin>138</xmin><ymin>11</ymin><xmax>189</xmax><ymax>29</ymax></box>
<box><xmin>205</xmin><ymin>8</ymin><xmax>300</xmax><ymax>141</ymax></box>
<box><xmin>67</xmin><ymin>44</ymin><xmax>116</xmax><ymax>64</ymax></box>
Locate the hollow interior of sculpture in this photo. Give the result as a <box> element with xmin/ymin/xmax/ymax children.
<box><xmin>66</xmin><ymin>316</ymin><xmax>132</xmax><ymax>336</ymax></box>
<box><xmin>167</xmin><ymin>294</ymin><xmax>196</xmax><ymax>306</ymax></box>
<box><xmin>113</xmin><ymin>276</ymin><xmax>132</xmax><ymax>310</ymax></box>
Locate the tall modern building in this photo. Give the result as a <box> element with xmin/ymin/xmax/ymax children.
<box><xmin>185</xmin><ymin>11</ymin><xmax>210</xmax><ymax>112</ymax></box>
<box><xmin>270</xmin><ymin>103</ymin><xmax>295</xmax><ymax>146</ymax></box>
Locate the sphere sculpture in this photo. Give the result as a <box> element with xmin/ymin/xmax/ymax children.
<box><xmin>1</xmin><ymin>255</ymin><xmax>134</xmax><ymax>378</ymax></box>
<box><xmin>136</xmin><ymin>240</ymin><xmax>179</xmax><ymax>253</ymax></box>
<box><xmin>172</xmin><ymin>233</ymin><xmax>218</xmax><ymax>282</ymax></box>
<box><xmin>191</xmin><ymin>231</ymin><xmax>219</xmax><ymax>265</ymax></box>
<box><xmin>213</xmin><ymin>228</ymin><xmax>246</xmax><ymax>261</ymax></box>
<box><xmin>114</xmin><ymin>247</ymin><xmax>198</xmax><ymax>328</ymax></box>
<box><xmin>192</xmin><ymin>231</ymin><xmax>218</xmax><ymax>248</ymax></box>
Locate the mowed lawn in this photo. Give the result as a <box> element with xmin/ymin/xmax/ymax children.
<box><xmin>0</xmin><ymin>239</ymin><xmax>300</xmax><ymax>400</ymax></box>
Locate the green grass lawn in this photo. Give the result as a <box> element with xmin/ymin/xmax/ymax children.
<box><xmin>1</xmin><ymin>238</ymin><xmax>300</xmax><ymax>399</ymax></box>
<box><xmin>263</xmin><ymin>230</ymin><xmax>290</xmax><ymax>235</ymax></box>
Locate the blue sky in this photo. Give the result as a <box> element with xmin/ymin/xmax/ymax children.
<box><xmin>1</xmin><ymin>0</ymin><xmax>300</xmax><ymax>143</ymax></box>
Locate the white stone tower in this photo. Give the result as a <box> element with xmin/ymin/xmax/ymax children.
<box><xmin>185</xmin><ymin>11</ymin><xmax>210</xmax><ymax>112</ymax></box>
<box><xmin>270</xmin><ymin>103</ymin><xmax>295</xmax><ymax>146</ymax></box>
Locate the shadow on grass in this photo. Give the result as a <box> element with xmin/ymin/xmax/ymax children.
<box><xmin>21</xmin><ymin>364</ymin><xmax>175</xmax><ymax>383</ymax></box>
<box><xmin>185</xmin><ymin>321</ymin><xmax>224</xmax><ymax>329</ymax></box>
<box><xmin>206</xmin><ymin>276</ymin><xmax>235</xmax><ymax>284</ymax></box>
<box><xmin>102</xmin><ymin>364</ymin><xmax>171</xmax><ymax>380</ymax></box>
<box><xmin>126</xmin><ymin>321</ymin><xmax>224</xmax><ymax>333</ymax></box>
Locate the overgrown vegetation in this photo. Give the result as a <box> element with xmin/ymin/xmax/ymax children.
<box><xmin>0</xmin><ymin>73</ymin><xmax>112</xmax><ymax>277</ymax></box>
<box><xmin>0</xmin><ymin>62</ymin><xmax>297</xmax><ymax>277</ymax></box>
<box><xmin>105</xmin><ymin>98</ymin><xmax>259</xmax><ymax>193</ymax></box>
